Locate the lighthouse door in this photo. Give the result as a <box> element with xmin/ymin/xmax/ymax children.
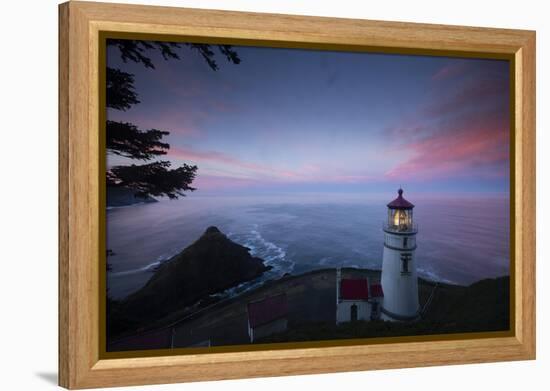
<box><xmin>350</xmin><ymin>304</ymin><xmax>358</xmax><ymax>321</ymax></box>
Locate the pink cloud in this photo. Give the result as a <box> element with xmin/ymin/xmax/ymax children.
<box><xmin>194</xmin><ymin>172</ymin><xmax>376</xmax><ymax>192</ymax></box>
<box><xmin>424</xmin><ymin>79</ymin><xmax>509</xmax><ymax>118</ymax></box>
<box><xmin>384</xmin><ymin>63</ymin><xmax>510</xmax><ymax>184</ymax></box>
<box><xmin>168</xmin><ymin>146</ymin><xmax>375</xmax><ymax>187</ymax></box>
<box><xmin>385</xmin><ymin>117</ymin><xmax>509</xmax><ymax>181</ymax></box>
<box><xmin>431</xmin><ymin>62</ymin><xmax>470</xmax><ymax>81</ymax></box>
<box><xmin>107</xmin><ymin>105</ymin><xmax>208</xmax><ymax>138</ymax></box>
<box><xmin>192</xmin><ymin>175</ymin><xmax>260</xmax><ymax>190</ymax></box>
<box><xmin>383</xmin><ymin>80</ymin><xmax>507</xmax><ymax>143</ymax></box>
<box><xmin>210</xmin><ymin>100</ymin><xmax>239</xmax><ymax>113</ymax></box>
<box><xmin>168</xmin><ymin>146</ymin><xmax>268</xmax><ymax>172</ymax></box>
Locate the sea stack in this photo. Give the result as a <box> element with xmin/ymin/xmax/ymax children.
<box><xmin>119</xmin><ymin>226</ymin><xmax>270</xmax><ymax>322</ymax></box>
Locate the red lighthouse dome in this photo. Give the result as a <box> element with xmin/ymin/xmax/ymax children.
<box><xmin>387</xmin><ymin>188</ymin><xmax>414</xmax><ymax>209</ymax></box>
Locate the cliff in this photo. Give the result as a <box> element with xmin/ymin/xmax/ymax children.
<box><xmin>110</xmin><ymin>227</ymin><xmax>270</xmax><ymax>334</ymax></box>
<box><xmin>108</xmin><ymin>268</ymin><xmax>510</xmax><ymax>351</ymax></box>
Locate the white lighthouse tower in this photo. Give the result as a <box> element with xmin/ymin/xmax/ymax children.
<box><xmin>381</xmin><ymin>188</ymin><xmax>420</xmax><ymax>321</ymax></box>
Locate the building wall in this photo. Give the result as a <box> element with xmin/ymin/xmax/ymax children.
<box><xmin>249</xmin><ymin>318</ymin><xmax>288</xmax><ymax>342</ymax></box>
<box><xmin>381</xmin><ymin>232</ymin><xmax>420</xmax><ymax>319</ymax></box>
<box><xmin>336</xmin><ymin>300</ymin><xmax>371</xmax><ymax>324</ymax></box>
<box><xmin>384</xmin><ymin>232</ymin><xmax>416</xmax><ymax>249</ymax></box>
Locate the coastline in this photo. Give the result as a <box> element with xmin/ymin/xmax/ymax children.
<box><xmin>106</xmin><ymin>196</ymin><xmax>510</xmax><ymax>298</ymax></box>
<box><xmin>108</xmin><ymin>267</ymin><xmax>509</xmax><ymax>352</ymax></box>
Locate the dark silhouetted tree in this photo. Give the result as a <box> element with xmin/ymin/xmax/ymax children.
<box><xmin>106</xmin><ymin>68</ymin><xmax>140</xmax><ymax>111</ymax></box>
<box><xmin>106</xmin><ymin>121</ymin><xmax>169</xmax><ymax>160</ymax></box>
<box><xmin>106</xmin><ymin>39</ymin><xmax>240</xmax><ymax>199</ymax></box>
<box><xmin>108</xmin><ymin>161</ymin><xmax>197</xmax><ymax>199</ymax></box>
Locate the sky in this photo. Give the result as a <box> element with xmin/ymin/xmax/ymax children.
<box><xmin>107</xmin><ymin>41</ymin><xmax>511</xmax><ymax>197</ymax></box>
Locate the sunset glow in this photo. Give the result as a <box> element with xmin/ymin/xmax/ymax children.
<box><xmin>107</xmin><ymin>45</ymin><xmax>510</xmax><ymax>196</ymax></box>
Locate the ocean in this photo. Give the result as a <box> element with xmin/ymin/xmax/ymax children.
<box><xmin>106</xmin><ymin>194</ymin><xmax>510</xmax><ymax>299</ymax></box>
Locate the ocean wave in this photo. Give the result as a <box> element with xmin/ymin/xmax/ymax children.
<box><xmin>207</xmin><ymin>226</ymin><xmax>297</xmax><ymax>300</ymax></box>
<box><xmin>110</xmin><ymin>262</ymin><xmax>161</xmax><ymax>276</ymax></box>
<box><xmin>417</xmin><ymin>267</ymin><xmax>455</xmax><ymax>284</ymax></box>
<box><xmin>109</xmin><ymin>252</ymin><xmax>176</xmax><ymax>277</ymax></box>
<box><xmin>229</xmin><ymin>225</ymin><xmax>295</xmax><ymax>276</ymax></box>
<box><xmin>210</xmin><ymin>278</ymin><xmax>267</xmax><ymax>299</ymax></box>
<box><xmin>106</xmin><ymin>202</ymin><xmax>148</xmax><ymax>211</ymax></box>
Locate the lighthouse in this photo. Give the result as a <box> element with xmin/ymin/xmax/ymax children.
<box><xmin>381</xmin><ymin>188</ymin><xmax>420</xmax><ymax>320</ymax></box>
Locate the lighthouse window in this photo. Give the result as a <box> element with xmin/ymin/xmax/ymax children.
<box><xmin>400</xmin><ymin>253</ymin><xmax>412</xmax><ymax>274</ymax></box>
<box><xmin>403</xmin><ymin>237</ymin><xmax>408</xmax><ymax>248</ymax></box>
<box><xmin>392</xmin><ymin>209</ymin><xmax>411</xmax><ymax>231</ymax></box>
<box><xmin>393</xmin><ymin>210</ymin><xmax>407</xmax><ymax>227</ymax></box>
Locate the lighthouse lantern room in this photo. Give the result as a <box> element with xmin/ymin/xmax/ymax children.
<box><xmin>380</xmin><ymin>188</ymin><xmax>420</xmax><ymax>321</ymax></box>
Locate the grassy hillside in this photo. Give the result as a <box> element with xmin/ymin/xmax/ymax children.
<box><xmin>257</xmin><ymin>276</ymin><xmax>510</xmax><ymax>343</ymax></box>
<box><xmin>108</xmin><ymin>264</ymin><xmax>510</xmax><ymax>350</ymax></box>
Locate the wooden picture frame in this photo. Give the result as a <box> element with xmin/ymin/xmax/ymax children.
<box><xmin>59</xmin><ymin>1</ymin><xmax>536</xmax><ymax>389</ymax></box>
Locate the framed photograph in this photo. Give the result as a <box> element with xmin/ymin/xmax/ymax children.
<box><xmin>59</xmin><ymin>1</ymin><xmax>536</xmax><ymax>389</ymax></box>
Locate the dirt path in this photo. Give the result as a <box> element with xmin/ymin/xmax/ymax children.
<box><xmin>172</xmin><ymin>269</ymin><xmax>338</xmax><ymax>347</ymax></box>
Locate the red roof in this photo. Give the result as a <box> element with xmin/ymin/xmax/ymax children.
<box><xmin>248</xmin><ymin>294</ymin><xmax>288</xmax><ymax>328</ymax></box>
<box><xmin>370</xmin><ymin>283</ymin><xmax>384</xmax><ymax>298</ymax></box>
<box><xmin>387</xmin><ymin>188</ymin><xmax>414</xmax><ymax>209</ymax></box>
<box><xmin>341</xmin><ymin>279</ymin><xmax>369</xmax><ymax>300</ymax></box>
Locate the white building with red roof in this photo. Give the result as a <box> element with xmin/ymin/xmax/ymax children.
<box><xmin>336</xmin><ymin>269</ymin><xmax>385</xmax><ymax>324</ymax></box>
<box><xmin>247</xmin><ymin>293</ymin><xmax>288</xmax><ymax>342</ymax></box>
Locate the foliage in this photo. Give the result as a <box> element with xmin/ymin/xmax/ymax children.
<box><xmin>106</xmin><ymin>67</ymin><xmax>140</xmax><ymax>111</ymax></box>
<box><xmin>106</xmin><ymin>121</ymin><xmax>169</xmax><ymax>160</ymax></box>
<box><xmin>106</xmin><ymin>39</ymin><xmax>241</xmax><ymax>198</ymax></box>
<box><xmin>107</xmin><ymin>162</ymin><xmax>197</xmax><ymax>199</ymax></box>
<box><xmin>108</xmin><ymin>39</ymin><xmax>241</xmax><ymax>71</ymax></box>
